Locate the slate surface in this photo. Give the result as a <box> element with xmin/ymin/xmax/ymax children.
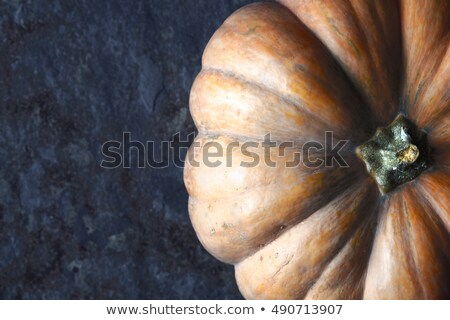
<box><xmin>0</xmin><ymin>0</ymin><xmax>261</xmax><ymax>299</ymax></box>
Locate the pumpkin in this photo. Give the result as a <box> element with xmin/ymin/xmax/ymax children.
<box><xmin>184</xmin><ymin>0</ymin><xmax>449</xmax><ymax>299</ymax></box>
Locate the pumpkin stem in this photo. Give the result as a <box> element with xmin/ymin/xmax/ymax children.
<box><xmin>356</xmin><ymin>114</ymin><xmax>430</xmax><ymax>193</ymax></box>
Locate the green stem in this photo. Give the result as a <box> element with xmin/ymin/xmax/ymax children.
<box><xmin>356</xmin><ymin>114</ymin><xmax>430</xmax><ymax>193</ymax></box>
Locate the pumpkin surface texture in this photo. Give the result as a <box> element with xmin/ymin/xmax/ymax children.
<box><xmin>184</xmin><ymin>0</ymin><xmax>449</xmax><ymax>299</ymax></box>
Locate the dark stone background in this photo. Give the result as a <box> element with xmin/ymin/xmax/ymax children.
<box><xmin>0</xmin><ymin>0</ymin><xmax>260</xmax><ymax>299</ymax></box>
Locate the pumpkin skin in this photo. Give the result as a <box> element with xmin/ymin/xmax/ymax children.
<box><xmin>184</xmin><ymin>0</ymin><xmax>450</xmax><ymax>299</ymax></box>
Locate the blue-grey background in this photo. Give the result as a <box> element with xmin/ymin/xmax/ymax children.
<box><xmin>0</xmin><ymin>0</ymin><xmax>258</xmax><ymax>299</ymax></box>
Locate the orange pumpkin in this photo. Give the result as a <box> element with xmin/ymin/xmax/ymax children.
<box><xmin>184</xmin><ymin>0</ymin><xmax>449</xmax><ymax>299</ymax></box>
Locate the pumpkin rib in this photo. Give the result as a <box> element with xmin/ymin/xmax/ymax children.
<box><xmin>363</xmin><ymin>191</ymin><xmax>423</xmax><ymax>299</ymax></box>
<box><xmin>400</xmin><ymin>0</ymin><xmax>450</xmax><ymax>128</ymax></box>
<box><xmin>185</xmin><ymin>133</ymin><xmax>360</xmax><ymax>202</ymax></box>
<box><xmin>359</xmin><ymin>195</ymin><xmax>388</xmax><ymax>299</ymax></box>
<box><xmin>235</xmin><ymin>178</ymin><xmax>379</xmax><ymax>299</ymax></box>
<box><xmin>359</xmin><ymin>0</ymin><xmax>395</xmax><ymax>55</ymax></box>
<box><xmin>348</xmin><ymin>0</ymin><xmax>402</xmax><ymax>122</ymax></box>
<box><xmin>345</xmin><ymin>0</ymin><xmax>397</xmax><ymax>118</ymax></box>
<box><xmin>415</xmin><ymin>170</ymin><xmax>450</xmax><ymax>231</ymax></box>
<box><xmin>405</xmin><ymin>39</ymin><xmax>449</xmax><ymax>127</ymax></box>
<box><xmin>428</xmin><ymin>114</ymin><xmax>450</xmax><ymax>169</ymax></box>
<box><xmin>191</xmin><ymin>68</ymin><xmax>341</xmax><ymax>142</ymax></box>
<box><xmin>402</xmin><ymin>187</ymin><xmax>450</xmax><ymax>298</ymax></box>
<box><xmin>427</xmin><ymin>110</ymin><xmax>450</xmax><ymax>147</ymax></box>
<box><xmin>304</xmin><ymin>207</ymin><xmax>379</xmax><ymax>299</ymax></box>
<box><xmin>279</xmin><ymin>0</ymin><xmax>401</xmax><ymax>124</ymax></box>
<box><xmin>200</xmin><ymin>67</ymin><xmax>353</xmax><ymax>140</ymax></box>
<box><xmin>186</xmin><ymin>166</ymin><xmax>283</xmax><ymax>202</ymax></box>
<box><xmin>400</xmin><ymin>193</ymin><xmax>427</xmax><ymax>299</ymax></box>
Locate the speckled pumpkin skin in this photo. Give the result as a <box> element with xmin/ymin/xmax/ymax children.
<box><xmin>184</xmin><ymin>0</ymin><xmax>449</xmax><ymax>299</ymax></box>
